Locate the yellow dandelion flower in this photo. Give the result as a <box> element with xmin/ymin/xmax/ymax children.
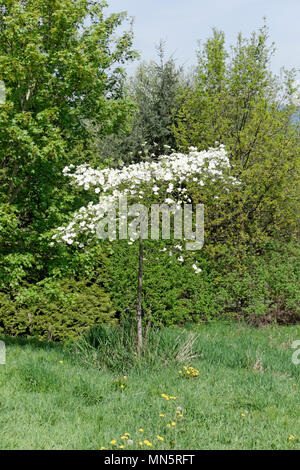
<box><xmin>110</xmin><ymin>440</ymin><xmax>117</xmax><ymax>444</ymax></box>
<box><xmin>169</xmin><ymin>396</ymin><xmax>177</xmax><ymax>400</ymax></box>
<box><xmin>167</xmin><ymin>423</ymin><xmax>171</xmax><ymax>428</ymax></box>
<box><xmin>121</xmin><ymin>436</ymin><xmax>128</xmax><ymax>440</ymax></box>
<box><xmin>179</xmin><ymin>370</ymin><xmax>182</xmax><ymax>374</ymax></box>
<box><xmin>159</xmin><ymin>413</ymin><xmax>165</xmax><ymax>417</ymax></box>
<box><xmin>289</xmin><ymin>435</ymin><xmax>295</xmax><ymax>441</ymax></box>
<box><xmin>99</xmin><ymin>447</ymin><xmax>106</xmax><ymax>450</ymax></box>
<box><xmin>59</xmin><ymin>360</ymin><xmax>63</xmax><ymax>364</ymax></box>
<box><xmin>171</xmin><ymin>422</ymin><xmax>176</xmax><ymax>426</ymax></box>
<box><xmin>120</xmin><ymin>385</ymin><xmax>124</xmax><ymax>389</ymax></box>
<box><xmin>125</xmin><ymin>433</ymin><xmax>130</xmax><ymax>436</ymax></box>
<box><xmin>119</xmin><ymin>445</ymin><xmax>124</xmax><ymax>449</ymax></box>
<box><xmin>138</xmin><ymin>442</ymin><xmax>143</xmax><ymax>446</ymax></box>
<box><xmin>139</xmin><ymin>428</ymin><xmax>143</xmax><ymax>432</ymax></box>
<box><xmin>156</xmin><ymin>435</ymin><xmax>164</xmax><ymax>441</ymax></box>
<box><xmin>241</xmin><ymin>413</ymin><xmax>246</xmax><ymax>417</ymax></box>
<box><xmin>123</xmin><ymin>376</ymin><xmax>127</xmax><ymax>379</ymax></box>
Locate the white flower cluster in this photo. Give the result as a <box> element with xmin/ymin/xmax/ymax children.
<box><xmin>62</xmin><ymin>145</ymin><xmax>230</xmax><ymax>194</ymax></box>
<box><xmin>52</xmin><ymin>145</ymin><xmax>234</xmax><ymax>248</ymax></box>
<box><xmin>192</xmin><ymin>264</ymin><xmax>202</xmax><ymax>274</ymax></box>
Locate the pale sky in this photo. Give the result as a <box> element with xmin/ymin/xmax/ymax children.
<box><xmin>105</xmin><ymin>0</ymin><xmax>300</xmax><ymax>77</ymax></box>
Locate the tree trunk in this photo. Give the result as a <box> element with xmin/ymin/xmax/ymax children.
<box><xmin>137</xmin><ymin>237</ymin><xmax>143</xmax><ymax>354</ymax></box>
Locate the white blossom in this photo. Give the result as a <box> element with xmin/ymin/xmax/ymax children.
<box><xmin>53</xmin><ymin>145</ymin><xmax>234</xmax><ymax>248</ymax></box>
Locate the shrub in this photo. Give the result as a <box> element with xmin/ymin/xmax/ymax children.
<box><xmin>106</xmin><ymin>240</ymin><xmax>299</xmax><ymax>327</ymax></box>
<box><xmin>0</xmin><ymin>279</ymin><xmax>115</xmax><ymax>341</ymax></box>
<box><xmin>106</xmin><ymin>240</ymin><xmax>224</xmax><ymax>327</ymax></box>
<box><xmin>219</xmin><ymin>242</ymin><xmax>300</xmax><ymax>323</ymax></box>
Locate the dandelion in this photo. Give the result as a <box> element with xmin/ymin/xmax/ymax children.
<box><xmin>138</xmin><ymin>442</ymin><xmax>143</xmax><ymax>446</ymax></box>
<box><xmin>161</xmin><ymin>393</ymin><xmax>169</xmax><ymax>400</ymax></box>
<box><xmin>110</xmin><ymin>440</ymin><xmax>117</xmax><ymax>445</ymax></box>
<box><xmin>181</xmin><ymin>366</ymin><xmax>199</xmax><ymax>379</ymax></box>
<box><xmin>156</xmin><ymin>435</ymin><xmax>164</xmax><ymax>441</ymax></box>
<box><xmin>59</xmin><ymin>360</ymin><xmax>63</xmax><ymax>364</ymax></box>
<box><xmin>99</xmin><ymin>447</ymin><xmax>106</xmax><ymax>450</ymax></box>
<box><xmin>119</xmin><ymin>445</ymin><xmax>124</xmax><ymax>449</ymax></box>
<box><xmin>139</xmin><ymin>428</ymin><xmax>143</xmax><ymax>433</ymax></box>
<box><xmin>289</xmin><ymin>435</ymin><xmax>295</xmax><ymax>441</ymax></box>
<box><xmin>159</xmin><ymin>413</ymin><xmax>165</xmax><ymax>417</ymax></box>
<box><xmin>171</xmin><ymin>422</ymin><xmax>176</xmax><ymax>427</ymax></box>
<box><xmin>127</xmin><ymin>439</ymin><xmax>133</xmax><ymax>445</ymax></box>
<box><xmin>121</xmin><ymin>436</ymin><xmax>128</xmax><ymax>440</ymax></box>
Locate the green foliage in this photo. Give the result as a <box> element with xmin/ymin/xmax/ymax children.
<box><xmin>0</xmin><ymin>0</ymin><xmax>137</xmax><ymax>317</ymax></box>
<box><xmin>98</xmin><ymin>41</ymin><xmax>185</xmax><ymax>165</ymax></box>
<box><xmin>104</xmin><ymin>239</ymin><xmax>299</xmax><ymax>326</ymax></box>
<box><xmin>219</xmin><ymin>242</ymin><xmax>300</xmax><ymax>322</ymax></box>
<box><xmin>0</xmin><ymin>278</ymin><xmax>115</xmax><ymax>341</ymax></box>
<box><xmin>105</xmin><ymin>240</ymin><xmax>222</xmax><ymax>326</ymax></box>
<box><xmin>173</xmin><ymin>24</ymin><xmax>300</xmax><ymax>253</ymax></box>
<box><xmin>0</xmin><ymin>12</ymin><xmax>299</xmax><ymax>338</ymax></box>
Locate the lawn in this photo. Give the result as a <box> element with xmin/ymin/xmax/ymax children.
<box><xmin>0</xmin><ymin>322</ymin><xmax>299</xmax><ymax>450</ymax></box>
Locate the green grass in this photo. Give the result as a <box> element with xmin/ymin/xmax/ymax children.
<box><xmin>0</xmin><ymin>322</ymin><xmax>300</xmax><ymax>450</ymax></box>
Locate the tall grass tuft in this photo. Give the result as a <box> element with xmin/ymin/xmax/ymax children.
<box><xmin>74</xmin><ymin>322</ymin><xmax>200</xmax><ymax>372</ymax></box>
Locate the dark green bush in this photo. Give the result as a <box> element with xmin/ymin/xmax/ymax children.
<box><xmin>0</xmin><ymin>278</ymin><xmax>115</xmax><ymax>341</ymax></box>
<box><xmin>106</xmin><ymin>240</ymin><xmax>224</xmax><ymax>326</ymax></box>
<box><xmin>106</xmin><ymin>240</ymin><xmax>299</xmax><ymax>327</ymax></box>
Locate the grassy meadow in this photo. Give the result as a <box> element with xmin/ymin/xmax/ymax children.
<box><xmin>0</xmin><ymin>322</ymin><xmax>299</xmax><ymax>450</ymax></box>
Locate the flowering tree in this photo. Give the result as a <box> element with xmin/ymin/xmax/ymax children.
<box><xmin>52</xmin><ymin>145</ymin><xmax>237</xmax><ymax>352</ymax></box>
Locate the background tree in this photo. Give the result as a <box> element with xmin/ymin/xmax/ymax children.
<box><xmin>0</xmin><ymin>0</ymin><xmax>137</xmax><ymax>338</ymax></box>
<box><xmin>173</xmin><ymin>24</ymin><xmax>300</xmax><ymax>258</ymax></box>
<box><xmin>98</xmin><ymin>41</ymin><xmax>185</xmax><ymax>165</ymax></box>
